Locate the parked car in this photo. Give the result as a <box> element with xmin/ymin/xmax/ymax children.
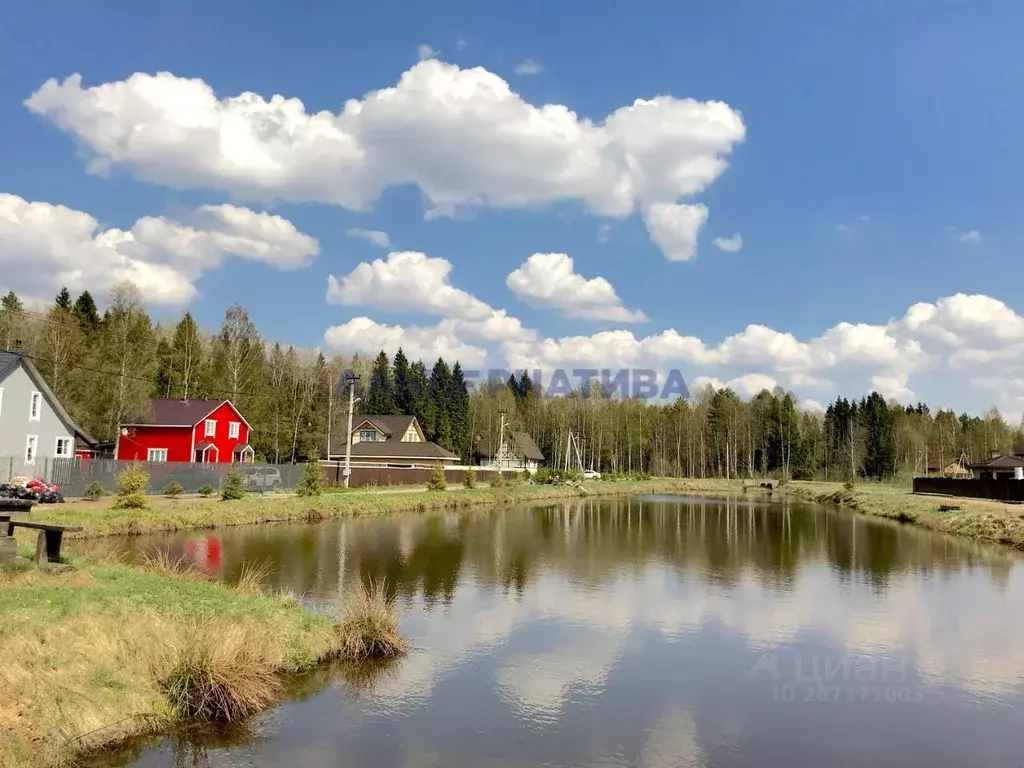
<box><xmin>241</xmin><ymin>466</ymin><xmax>282</xmax><ymax>491</ymax></box>
<box><xmin>583</xmin><ymin>470</ymin><xmax>601</xmax><ymax>480</ymax></box>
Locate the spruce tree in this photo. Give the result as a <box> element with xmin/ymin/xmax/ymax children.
<box><xmin>449</xmin><ymin>362</ymin><xmax>470</xmax><ymax>458</ymax></box>
<box><xmin>410</xmin><ymin>360</ymin><xmax>432</xmax><ymax>435</ymax></box>
<box><xmin>393</xmin><ymin>347</ymin><xmax>413</xmax><ymax>414</ymax></box>
<box><xmin>55</xmin><ymin>286</ymin><xmax>72</xmax><ymax>310</ymax></box>
<box><xmin>429</xmin><ymin>358</ymin><xmax>452</xmax><ymax>448</ymax></box>
<box><xmin>365</xmin><ymin>350</ymin><xmax>397</xmax><ymax>415</ymax></box>
<box><xmin>0</xmin><ymin>291</ymin><xmax>24</xmax><ymax>350</ymax></box>
<box><xmin>73</xmin><ymin>291</ymin><xmax>100</xmax><ymax>334</ymax></box>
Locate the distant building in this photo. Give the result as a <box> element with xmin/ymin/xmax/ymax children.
<box><xmin>473</xmin><ymin>431</ymin><xmax>545</xmax><ymax>472</ymax></box>
<box><xmin>0</xmin><ymin>351</ymin><xmax>94</xmax><ymax>476</ymax></box>
<box><xmin>968</xmin><ymin>450</ymin><xmax>1024</xmax><ymax>480</ymax></box>
<box><xmin>116</xmin><ymin>398</ymin><xmax>254</xmax><ymax>463</ymax></box>
<box><xmin>327</xmin><ymin>415</ymin><xmax>459</xmax><ymax>467</ymax></box>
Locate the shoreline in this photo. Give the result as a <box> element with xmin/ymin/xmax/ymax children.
<box><xmin>16</xmin><ymin>478</ymin><xmax>727</xmax><ymax>543</ymax></box>
<box><xmin>777</xmin><ymin>480</ymin><xmax>1024</xmax><ymax>551</ymax></box>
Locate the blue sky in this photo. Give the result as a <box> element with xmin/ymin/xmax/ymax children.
<box><xmin>2</xmin><ymin>0</ymin><xmax>1023</xmax><ymax>417</ymax></box>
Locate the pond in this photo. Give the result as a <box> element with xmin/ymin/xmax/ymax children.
<box><xmin>96</xmin><ymin>495</ymin><xmax>1024</xmax><ymax>767</ymax></box>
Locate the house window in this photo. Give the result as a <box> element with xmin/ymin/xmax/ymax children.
<box><xmin>29</xmin><ymin>391</ymin><xmax>41</xmax><ymax>422</ymax></box>
<box><xmin>359</xmin><ymin>429</ymin><xmax>377</xmax><ymax>442</ymax></box>
<box><xmin>25</xmin><ymin>435</ymin><xmax>38</xmax><ymax>464</ymax></box>
<box><xmin>205</xmin><ymin>419</ymin><xmax>216</xmax><ymax>437</ymax></box>
<box><xmin>229</xmin><ymin>421</ymin><xmax>240</xmax><ymax>439</ymax></box>
<box><xmin>403</xmin><ymin>428</ymin><xmax>419</xmax><ymax>443</ymax></box>
<box><xmin>147</xmin><ymin>448</ymin><xmax>168</xmax><ymax>462</ymax></box>
<box><xmin>55</xmin><ymin>437</ymin><xmax>73</xmax><ymax>458</ymax></box>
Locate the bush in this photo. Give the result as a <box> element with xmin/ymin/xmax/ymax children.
<box><xmin>198</xmin><ymin>484</ymin><xmax>214</xmax><ymax>497</ymax></box>
<box><xmin>534</xmin><ymin>467</ymin><xmax>551</xmax><ymax>485</ymax></box>
<box><xmin>163</xmin><ymin>481</ymin><xmax>184</xmax><ymax>497</ymax></box>
<box><xmin>462</xmin><ymin>468</ymin><xmax>476</xmax><ymax>489</ymax></box>
<box><xmin>114</xmin><ymin>462</ymin><xmax>149</xmax><ymax>509</ymax></box>
<box><xmin>489</xmin><ymin>471</ymin><xmax>507</xmax><ymax>488</ymax></box>
<box><xmin>296</xmin><ymin>460</ymin><xmax>326</xmax><ymax>497</ymax></box>
<box><xmin>221</xmin><ymin>466</ymin><xmax>246</xmax><ymax>501</ymax></box>
<box><xmin>84</xmin><ymin>481</ymin><xmax>103</xmax><ymax>500</ymax></box>
<box><xmin>521</xmin><ymin>469</ymin><xmax>532</xmax><ymax>483</ymax></box>
<box><xmin>337</xmin><ymin>580</ymin><xmax>406</xmax><ymax>660</ymax></box>
<box><xmin>426</xmin><ymin>466</ymin><xmax>446</xmax><ymax>491</ymax></box>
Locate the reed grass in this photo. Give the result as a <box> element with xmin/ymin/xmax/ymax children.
<box><xmin>336</xmin><ymin>580</ymin><xmax>406</xmax><ymax>660</ymax></box>
<box><xmin>154</xmin><ymin>620</ymin><xmax>281</xmax><ymax>722</ymax></box>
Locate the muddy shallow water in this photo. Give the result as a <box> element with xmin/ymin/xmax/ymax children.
<box><xmin>95</xmin><ymin>495</ymin><xmax>1024</xmax><ymax>767</ymax></box>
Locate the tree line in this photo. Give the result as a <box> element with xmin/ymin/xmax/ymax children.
<box><xmin>1</xmin><ymin>281</ymin><xmax>1021</xmax><ymax>478</ymax></box>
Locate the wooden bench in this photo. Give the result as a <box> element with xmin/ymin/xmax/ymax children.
<box><xmin>7</xmin><ymin>520</ymin><xmax>83</xmax><ymax>564</ymax></box>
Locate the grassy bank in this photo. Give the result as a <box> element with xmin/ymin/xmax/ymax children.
<box><xmin>0</xmin><ymin>558</ymin><xmax>341</xmax><ymax>768</ymax></box>
<box><xmin>16</xmin><ymin>479</ymin><xmax>717</xmax><ymax>542</ymax></box>
<box><xmin>781</xmin><ymin>480</ymin><xmax>1024</xmax><ymax>550</ymax></box>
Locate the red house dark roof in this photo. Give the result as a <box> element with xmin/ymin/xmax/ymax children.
<box><xmin>123</xmin><ymin>398</ymin><xmax>249</xmax><ymax>428</ymax></box>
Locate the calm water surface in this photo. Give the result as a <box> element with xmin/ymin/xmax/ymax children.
<box><xmin>98</xmin><ymin>495</ymin><xmax>1024</xmax><ymax>767</ymax></box>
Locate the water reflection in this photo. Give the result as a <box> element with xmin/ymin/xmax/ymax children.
<box><xmin>95</xmin><ymin>496</ymin><xmax>1024</xmax><ymax>768</ymax></box>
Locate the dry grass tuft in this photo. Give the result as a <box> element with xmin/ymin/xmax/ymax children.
<box><xmin>234</xmin><ymin>560</ymin><xmax>274</xmax><ymax>595</ymax></box>
<box><xmin>154</xmin><ymin>621</ymin><xmax>281</xmax><ymax>723</ymax></box>
<box><xmin>336</xmin><ymin>580</ymin><xmax>406</xmax><ymax>660</ymax></box>
<box><xmin>138</xmin><ymin>550</ymin><xmax>207</xmax><ymax>581</ymax></box>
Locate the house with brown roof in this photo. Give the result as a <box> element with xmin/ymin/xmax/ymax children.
<box><xmin>116</xmin><ymin>398</ymin><xmax>253</xmax><ymax>463</ymax></box>
<box><xmin>473</xmin><ymin>431</ymin><xmax>545</xmax><ymax>472</ymax></box>
<box><xmin>968</xmin><ymin>451</ymin><xmax>1024</xmax><ymax>480</ymax></box>
<box><xmin>327</xmin><ymin>415</ymin><xmax>459</xmax><ymax>467</ymax></box>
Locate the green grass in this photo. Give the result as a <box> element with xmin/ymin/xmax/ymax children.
<box><xmin>0</xmin><ymin>557</ymin><xmax>341</xmax><ymax>768</ymax></box>
<box><xmin>782</xmin><ymin>480</ymin><xmax>1024</xmax><ymax>550</ymax></box>
<box><xmin>24</xmin><ymin>479</ymin><xmax>711</xmax><ymax>542</ymax></box>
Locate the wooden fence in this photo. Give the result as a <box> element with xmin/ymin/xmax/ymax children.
<box><xmin>913</xmin><ymin>477</ymin><xmax>1024</xmax><ymax>502</ymax></box>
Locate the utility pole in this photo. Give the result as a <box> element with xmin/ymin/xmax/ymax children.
<box><xmin>343</xmin><ymin>371</ymin><xmax>361</xmax><ymax>488</ymax></box>
<box><xmin>497</xmin><ymin>410</ymin><xmax>507</xmax><ymax>471</ymax></box>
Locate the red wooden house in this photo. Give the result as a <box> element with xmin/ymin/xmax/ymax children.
<box><xmin>116</xmin><ymin>398</ymin><xmax>254</xmax><ymax>464</ymax></box>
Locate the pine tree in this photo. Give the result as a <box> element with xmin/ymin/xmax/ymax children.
<box><xmin>73</xmin><ymin>291</ymin><xmax>100</xmax><ymax>335</ymax></box>
<box><xmin>365</xmin><ymin>350</ymin><xmax>397</xmax><ymax>415</ymax></box>
<box><xmin>429</xmin><ymin>358</ymin><xmax>452</xmax><ymax>448</ymax></box>
<box><xmin>55</xmin><ymin>287</ymin><xmax>72</xmax><ymax>310</ymax></box>
<box><xmin>393</xmin><ymin>347</ymin><xmax>413</xmax><ymax>414</ymax></box>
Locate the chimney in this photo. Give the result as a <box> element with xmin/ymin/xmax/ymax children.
<box><xmin>990</xmin><ymin>449</ymin><xmax>1002</xmax><ymax>460</ymax></box>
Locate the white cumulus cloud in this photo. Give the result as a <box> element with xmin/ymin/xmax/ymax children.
<box><xmin>643</xmin><ymin>203</ymin><xmax>709</xmax><ymax>261</ymax></box>
<box><xmin>712</xmin><ymin>233</ymin><xmax>743</xmax><ymax>252</ymax></box>
<box><xmin>506</xmin><ymin>253</ymin><xmax>647</xmax><ymax>323</ymax></box>
<box><xmin>327</xmin><ymin>251</ymin><xmax>493</xmax><ymax>321</ymax></box>
<box><xmin>323</xmin><ymin>317</ymin><xmax>486</xmax><ymax>366</ymax></box>
<box><xmin>0</xmin><ymin>193</ymin><xmax>317</xmax><ymax>305</ymax></box>
<box><xmin>26</xmin><ymin>62</ymin><xmax>745</xmax><ymax>252</ymax></box>
<box><xmin>345</xmin><ymin>228</ymin><xmax>392</xmax><ymax>248</ymax></box>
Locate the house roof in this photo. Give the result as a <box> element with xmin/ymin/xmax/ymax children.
<box><xmin>195</xmin><ymin>440</ymin><xmax>216</xmax><ymax>451</ymax></box>
<box><xmin>473</xmin><ymin>431</ymin><xmax>545</xmax><ymax>462</ymax></box>
<box><xmin>0</xmin><ymin>350</ymin><xmax>96</xmax><ymax>446</ymax></box>
<box><xmin>123</xmin><ymin>398</ymin><xmax>250</xmax><ymax>429</ymax></box>
<box><xmin>341</xmin><ymin>440</ymin><xmax>459</xmax><ymax>460</ymax></box>
<box><xmin>330</xmin><ymin>414</ymin><xmax>420</xmax><ymax>449</ymax></box>
<box><xmin>356</xmin><ymin>415</ymin><xmax>417</xmax><ymax>438</ymax></box>
<box><xmin>968</xmin><ymin>454</ymin><xmax>1024</xmax><ymax>471</ymax></box>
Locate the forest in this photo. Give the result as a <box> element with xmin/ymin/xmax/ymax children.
<box><xmin>2</xmin><ymin>282</ymin><xmax>1021</xmax><ymax>481</ymax></box>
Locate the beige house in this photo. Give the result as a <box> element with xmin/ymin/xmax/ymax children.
<box><xmin>327</xmin><ymin>415</ymin><xmax>459</xmax><ymax>467</ymax></box>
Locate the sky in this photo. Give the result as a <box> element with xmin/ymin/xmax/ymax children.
<box><xmin>1</xmin><ymin>0</ymin><xmax>1022</xmax><ymax>419</ymax></box>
